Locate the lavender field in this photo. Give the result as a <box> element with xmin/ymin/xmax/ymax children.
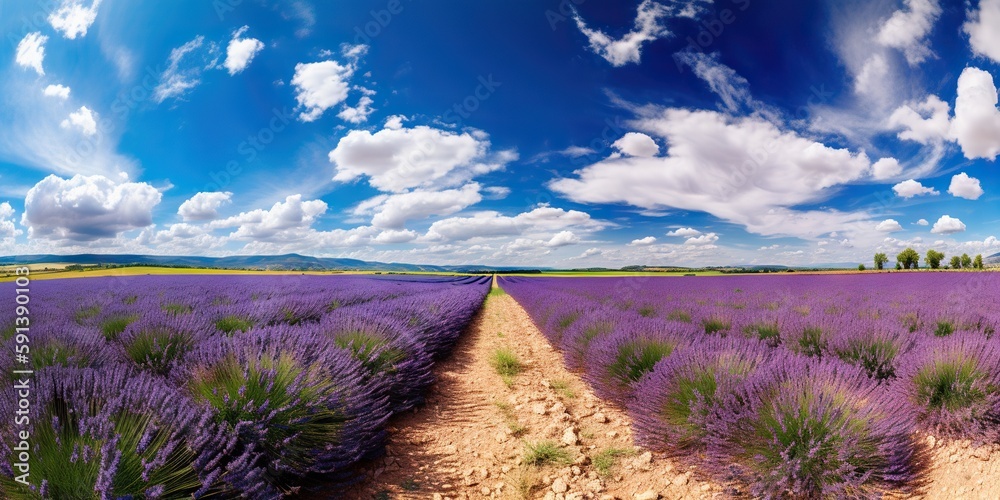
<box><xmin>502</xmin><ymin>273</ymin><xmax>1000</xmax><ymax>497</ymax></box>
<box><xmin>0</xmin><ymin>275</ymin><xmax>489</xmax><ymax>498</ymax></box>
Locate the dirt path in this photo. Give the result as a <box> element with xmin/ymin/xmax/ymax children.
<box><xmin>346</xmin><ymin>290</ymin><xmax>1000</xmax><ymax>500</ymax></box>
<box><xmin>347</xmin><ymin>291</ymin><xmax>715</xmax><ymax>500</ymax></box>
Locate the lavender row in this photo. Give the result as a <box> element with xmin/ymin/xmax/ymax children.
<box><xmin>1</xmin><ymin>274</ymin><xmax>489</xmax><ymax>498</ymax></box>
<box><xmin>501</xmin><ymin>274</ymin><xmax>1000</xmax><ymax>497</ymax></box>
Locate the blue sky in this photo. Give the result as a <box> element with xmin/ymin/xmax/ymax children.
<box><xmin>1</xmin><ymin>0</ymin><xmax>998</xmax><ymax>267</ymax></box>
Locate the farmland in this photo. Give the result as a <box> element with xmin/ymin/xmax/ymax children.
<box><xmin>0</xmin><ymin>274</ymin><xmax>489</xmax><ymax>498</ymax></box>
<box><xmin>501</xmin><ymin>273</ymin><xmax>1000</xmax><ymax>497</ymax></box>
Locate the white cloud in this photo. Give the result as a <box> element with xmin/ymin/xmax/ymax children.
<box><xmin>384</xmin><ymin>115</ymin><xmax>406</xmax><ymax>129</ymax></box>
<box><xmin>560</xmin><ymin>146</ymin><xmax>597</xmax><ymax>157</ymax></box>
<box><xmin>426</xmin><ymin>205</ymin><xmax>604</xmax><ymax>242</ymax></box>
<box><xmin>178</xmin><ymin>192</ymin><xmax>233</xmax><ymax>221</ymax></box>
<box><xmin>892</xmin><ymin>179</ymin><xmax>938</xmax><ymax>198</ymax></box>
<box><xmin>887</xmin><ymin>95</ymin><xmax>951</xmax><ymax>145</ymax></box>
<box><xmin>550</xmin><ymin>107</ymin><xmax>874</xmax><ymax>239</ymax></box>
<box><xmin>948</xmin><ymin>172</ymin><xmax>984</xmax><ymax>200</ymax></box>
<box><xmin>854</xmin><ymin>54</ymin><xmax>889</xmax><ymax>97</ymax></box>
<box><xmin>875</xmin><ymin>219</ymin><xmax>903</xmax><ymax>232</ymax></box>
<box><xmin>154</xmin><ymin>36</ymin><xmax>206</xmax><ymax>103</ymax></box>
<box><xmin>15</xmin><ymin>33</ymin><xmax>48</xmax><ymax>75</ymax></box>
<box><xmin>0</xmin><ymin>203</ymin><xmax>23</xmax><ymax>244</ymax></box>
<box><xmin>950</xmin><ymin>67</ymin><xmax>1000</xmax><ymax>160</ymax></box>
<box><xmin>875</xmin><ymin>0</ymin><xmax>941</xmax><ymax>65</ymax></box>
<box><xmin>684</xmin><ymin>232</ymin><xmax>719</xmax><ymax>246</ymax></box>
<box><xmin>48</xmin><ymin>0</ymin><xmax>102</xmax><ymax>39</ymax></box>
<box><xmin>672</xmin><ymin>51</ymin><xmax>775</xmax><ymax>119</ymax></box>
<box><xmin>329</xmin><ymin>124</ymin><xmax>516</xmax><ymax>193</ymax></box>
<box><xmin>546</xmin><ymin>230</ymin><xmax>580</xmax><ymax>247</ymax></box>
<box><xmin>612</xmin><ymin>132</ymin><xmax>659</xmax><ymax>157</ymax></box>
<box><xmin>223</xmin><ymin>25</ymin><xmax>264</xmax><ymax>75</ymax></box>
<box><xmin>361</xmin><ymin>183</ymin><xmax>483</xmax><ymax>229</ymax></box>
<box><xmin>22</xmin><ymin>174</ymin><xmax>162</xmax><ymax>241</ymax></box>
<box><xmin>667</xmin><ymin>227</ymin><xmax>701</xmax><ymax>237</ymax></box>
<box><xmin>571</xmin><ymin>0</ymin><xmax>673</xmax><ymax>66</ymax></box>
<box><xmin>59</xmin><ymin>106</ymin><xmax>98</xmax><ymax>136</ymax></box>
<box><xmin>916</xmin><ymin>218</ymin><xmax>929</xmax><ymax>226</ymax></box>
<box><xmin>372</xmin><ymin>229</ymin><xmax>418</xmax><ymax>244</ymax></box>
<box><xmin>483</xmin><ymin>186</ymin><xmax>511</xmax><ymax>200</ymax></box>
<box><xmin>337</xmin><ymin>95</ymin><xmax>374</xmax><ymax>124</ymax></box>
<box><xmin>931</xmin><ymin>215</ymin><xmax>967</xmax><ymax>235</ymax></box>
<box><xmin>629</xmin><ymin>236</ymin><xmax>657</xmax><ymax>246</ymax></box>
<box><xmin>964</xmin><ymin>0</ymin><xmax>1000</xmax><ymax>64</ymax></box>
<box><xmin>871</xmin><ymin>157</ymin><xmax>903</xmax><ymax>180</ymax></box>
<box><xmin>43</xmin><ymin>84</ymin><xmax>71</xmax><ymax>100</ymax></box>
<box><xmin>292</xmin><ymin>60</ymin><xmax>356</xmax><ymax>122</ymax></box>
<box><xmin>210</xmin><ymin>194</ymin><xmax>327</xmax><ymax>241</ymax></box>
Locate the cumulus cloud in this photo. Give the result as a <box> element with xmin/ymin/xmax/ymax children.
<box><xmin>15</xmin><ymin>32</ymin><xmax>48</xmax><ymax>75</ymax></box>
<box><xmin>875</xmin><ymin>219</ymin><xmax>903</xmax><ymax>232</ymax></box>
<box><xmin>667</xmin><ymin>227</ymin><xmax>701</xmax><ymax>237</ymax></box>
<box><xmin>916</xmin><ymin>218</ymin><xmax>929</xmax><ymax>226</ymax></box>
<box><xmin>887</xmin><ymin>95</ymin><xmax>950</xmax><ymax>145</ymax></box>
<box><xmin>210</xmin><ymin>194</ymin><xmax>327</xmax><ymax>241</ymax></box>
<box><xmin>425</xmin><ymin>205</ymin><xmax>604</xmax><ymax>242</ymax></box>
<box><xmin>360</xmin><ymin>183</ymin><xmax>483</xmax><ymax>229</ymax></box>
<box><xmin>854</xmin><ymin>54</ymin><xmax>889</xmax><ymax>97</ymax></box>
<box><xmin>337</xmin><ymin>95</ymin><xmax>374</xmax><ymax>124</ymax></box>
<box><xmin>571</xmin><ymin>0</ymin><xmax>675</xmax><ymax>66</ymax></box>
<box><xmin>550</xmin><ymin>107</ymin><xmax>874</xmax><ymax>239</ymax></box>
<box><xmin>629</xmin><ymin>236</ymin><xmax>657</xmax><ymax>246</ymax></box>
<box><xmin>892</xmin><ymin>179</ymin><xmax>938</xmax><ymax>198</ymax></box>
<box><xmin>22</xmin><ymin>174</ymin><xmax>162</xmax><ymax>241</ymax></box>
<box><xmin>329</xmin><ymin>124</ymin><xmax>516</xmax><ymax>193</ymax></box>
<box><xmin>373</xmin><ymin>229</ymin><xmax>418</xmax><ymax>245</ymax></box>
<box><xmin>43</xmin><ymin>84</ymin><xmax>71</xmax><ymax>99</ymax></box>
<box><xmin>875</xmin><ymin>0</ymin><xmax>941</xmax><ymax>65</ymax></box>
<box><xmin>48</xmin><ymin>0</ymin><xmax>102</xmax><ymax>39</ymax></box>
<box><xmin>60</xmin><ymin>106</ymin><xmax>98</xmax><ymax>136</ymax></box>
<box><xmin>964</xmin><ymin>0</ymin><xmax>1000</xmax><ymax>64</ymax></box>
<box><xmin>950</xmin><ymin>67</ymin><xmax>1000</xmax><ymax>160</ymax></box>
<box><xmin>871</xmin><ymin>158</ymin><xmax>903</xmax><ymax>180</ymax></box>
<box><xmin>223</xmin><ymin>26</ymin><xmax>264</xmax><ymax>75</ymax></box>
<box><xmin>612</xmin><ymin>132</ymin><xmax>659</xmax><ymax>157</ymax></box>
<box><xmin>948</xmin><ymin>172</ymin><xmax>984</xmax><ymax>200</ymax></box>
<box><xmin>292</xmin><ymin>44</ymin><xmax>367</xmax><ymax>122</ymax></box>
<box><xmin>153</xmin><ymin>36</ymin><xmax>206</xmax><ymax>103</ymax></box>
<box><xmin>178</xmin><ymin>191</ymin><xmax>233</xmax><ymax>221</ymax></box>
<box><xmin>684</xmin><ymin>232</ymin><xmax>719</xmax><ymax>246</ymax></box>
<box><xmin>0</xmin><ymin>203</ymin><xmax>23</xmax><ymax>244</ymax></box>
<box><xmin>930</xmin><ymin>215</ymin><xmax>966</xmax><ymax>235</ymax></box>
<box><xmin>546</xmin><ymin>230</ymin><xmax>581</xmax><ymax>247</ymax></box>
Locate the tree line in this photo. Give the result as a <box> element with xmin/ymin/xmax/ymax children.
<box><xmin>863</xmin><ymin>249</ymin><xmax>985</xmax><ymax>271</ymax></box>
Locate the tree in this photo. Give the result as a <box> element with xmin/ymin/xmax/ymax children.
<box><xmin>961</xmin><ymin>253</ymin><xmax>972</xmax><ymax>269</ymax></box>
<box><xmin>858</xmin><ymin>264</ymin><xmax>866</xmax><ymax>271</ymax></box>
<box><xmin>950</xmin><ymin>256</ymin><xmax>962</xmax><ymax>270</ymax></box>
<box><xmin>926</xmin><ymin>249</ymin><xmax>945</xmax><ymax>269</ymax></box>
<box><xmin>896</xmin><ymin>262</ymin><xmax>903</xmax><ymax>270</ymax></box>
<box><xmin>974</xmin><ymin>254</ymin><xmax>984</xmax><ymax>270</ymax></box>
<box><xmin>897</xmin><ymin>248</ymin><xmax>920</xmax><ymax>269</ymax></box>
<box><xmin>874</xmin><ymin>253</ymin><xmax>888</xmax><ymax>270</ymax></box>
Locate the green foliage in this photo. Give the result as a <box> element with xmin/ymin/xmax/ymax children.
<box><xmin>858</xmin><ymin>264</ymin><xmax>866</xmax><ymax>271</ymax></box>
<box><xmin>702</xmin><ymin>316</ymin><xmax>731</xmax><ymax>335</ymax></box>
<box><xmin>124</xmin><ymin>327</ymin><xmax>194</xmax><ymax>375</ymax></box>
<box><xmin>912</xmin><ymin>358</ymin><xmax>987</xmax><ymax>412</ymax></box>
<box><xmin>555</xmin><ymin>311</ymin><xmax>580</xmax><ymax>331</ymax></box>
<box><xmin>933</xmin><ymin>321</ymin><xmax>955</xmax><ymax>337</ymax></box>
<box><xmin>333</xmin><ymin>330</ymin><xmax>406</xmax><ymax>375</ymax></box>
<box><xmin>607</xmin><ymin>339</ymin><xmax>676</xmax><ymax>387</ymax></box>
<box><xmin>743</xmin><ymin>322</ymin><xmax>781</xmax><ymax>347</ymax></box>
<box><xmin>925</xmin><ymin>250</ymin><xmax>945</xmax><ymax>270</ymax></box>
<box><xmin>637</xmin><ymin>304</ymin><xmax>657</xmax><ymax>317</ymax></box>
<box><xmin>896</xmin><ymin>248</ymin><xmax>920</xmax><ymax>269</ymax></box>
<box><xmin>593</xmin><ymin>448</ymin><xmax>634</xmax><ymax>477</ymax></box>
<box><xmin>873</xmin><ymin>253</ymin><xmax>888</xmax><ymax>270</ymax></box>
<box><xmin>795</xmin><ymin>327</ymin><xmax>827</xmax><ymax>357</ymax></box>
<box><xmin>160</xmin><ymin>303</ymin><xmax>193</xmax><ymax>315</ymax></box>
<box><xmin>974</xmin><ymin>254</ymin><xmax>984</xmax><ymax>270</ymax></box>
<box><xmin>950</xmin><ymin>256</ymin><xmax>962</xmax><ymax>270</ymax></box>
<box><xmin>74</xmin><ymin>304</ymin><xmax>102</xmax><ymax>324</ymax></box>
<box><xmin>666</xmin><ymin>309</ymin><xmax>692</xmax><ymax>323</ymax></box>
<box><xmin>100</xmin><ymin>314</ymin><xmax>138</xmax><ymax>341</ymax></box>
<box><xmin>492</xmin><ymin>348</ymin><xmax>523</xmax><ymax>386</ymax></box>
<box><xmin>961</xmin><ymin>253</ymin><xmax>972</xmax><ymax>269</ymax></box>
<box><xmin>215</xmin><ymin>315</ymin><xmax>255</xmax><ymax>335</ymax></box>
<box><xmin>522</xmin><ymin>441</ymin><xmax>571</xmax><ymax>466</ymax></box>
<box><xmin>834</xmin><ymin>337</ymin><xmax>900</xmax><ymax>381</ymax></box>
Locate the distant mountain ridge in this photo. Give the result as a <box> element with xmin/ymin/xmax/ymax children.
<box><xmin>987</xmin><ymin>252</ymin><xmax>1000</xmax><ymax>265</ymax></box>
<box><xmin>0</xmin><ymin>253</ymin><xmax>543</xmax><ymax>273</ymax></box>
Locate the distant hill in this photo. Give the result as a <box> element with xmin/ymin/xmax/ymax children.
<box><xmin>987</xmin><ymin>252</ymin><xmax>1000</xmax><ymax>265</ymax></box>
<box><xmin>0</xmin><ymin>254</ymin><xmax>544</xmax><ymax>273</ymax></box>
